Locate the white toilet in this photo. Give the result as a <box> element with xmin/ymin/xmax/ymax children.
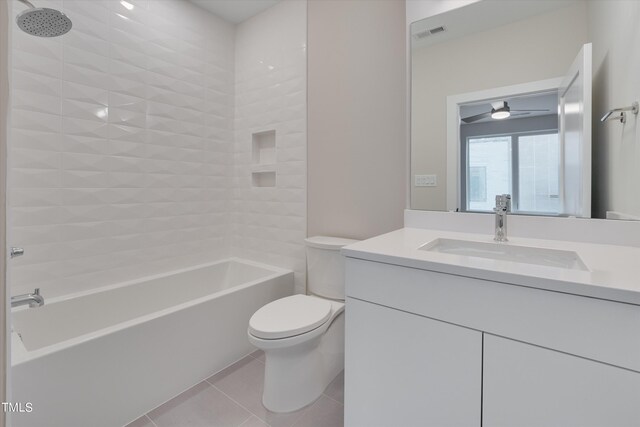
<box><xmin>247</xmin><ymin>236</ymin><xmax>358</xmax><ymax>413</ymax></box>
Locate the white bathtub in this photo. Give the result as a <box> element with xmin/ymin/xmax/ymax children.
<box><xmin>10</xmin><ymin>258</ymin><xmax>294</xmax><ymax>427</ymax></box>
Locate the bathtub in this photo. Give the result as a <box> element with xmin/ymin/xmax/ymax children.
<box><xmin>10</xmin><ymin>258</ymin><xmax>294</xmax><ymax>427</ymax></box>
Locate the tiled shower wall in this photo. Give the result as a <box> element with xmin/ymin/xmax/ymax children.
<box><xmin>9</xmin><ymin>0</ymin><xmax>307</xmax><ymax>298</ymax></box>
<box><xmin>9</xmin><ymin>0</ymin><xmax>236</xmax><ymax>298</ymax></box>
<box><xmin>232</xmin><ymin>0</ymin><xmax>307</xmax><ymax>293</ymax></box>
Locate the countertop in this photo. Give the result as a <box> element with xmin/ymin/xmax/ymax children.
<box><xmin>341</xmin><ymin>227</ymin><xmax>640</xmax><ymax>306</ymax></box>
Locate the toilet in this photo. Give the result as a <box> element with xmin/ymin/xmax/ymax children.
<box><xmin>247</xmin><ymin>236</ymin><xmax>358</xmax><ymax>413</ymax></box>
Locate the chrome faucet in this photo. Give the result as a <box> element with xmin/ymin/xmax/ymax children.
<box><xmin>493</xmin><ymin>194</ymin><xmax>511</xmax><ymax>242</ymax></box>
<box><xmin>11</xmin><ymin>288</ymin><xmax>44</xmax><ymax>308</ymax></box>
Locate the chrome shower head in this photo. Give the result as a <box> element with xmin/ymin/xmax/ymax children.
<box><xmin>16</xmin><ymin>0</ymin><xmax>72</xmax><ymax>38</ymax></box>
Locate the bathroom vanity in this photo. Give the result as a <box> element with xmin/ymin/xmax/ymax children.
<box><xmin>376</xmin><ymin>0</ymin><xmax>640</xmax><ymax>424</ymax></box>
<box><xmin>342</xmin><ymin>227</ymin><xmax>640</xmax><ymax>427</ymax></box>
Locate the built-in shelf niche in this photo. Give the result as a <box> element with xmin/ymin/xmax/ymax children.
<box><xmin>251</xmin><ymin>130</ymin><xmax>276</xmax><ymax>187</ymax></box>
<box><xmin>252</xmin><ymin>130</ymin><xmax>276</xmax><ymax>165</ymax></box>
<box><xmin>252</xmin><ymin>171</ymin><xmax>276</xmax><ymax>188</ymax></box>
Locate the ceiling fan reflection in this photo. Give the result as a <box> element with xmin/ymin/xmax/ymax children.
<box><xmin>461</xmin><ymin>101</ymin><xmax>550</xmax><ymax>123</ymax></box>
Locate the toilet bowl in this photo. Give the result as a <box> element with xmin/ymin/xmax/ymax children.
<box><xmin>247</xmin><ymin>236</ymin><xmax>358</xmax><ymax>413</ymax></box>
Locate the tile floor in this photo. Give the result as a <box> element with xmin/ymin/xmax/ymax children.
<box><xmin>125</xmin><ymin>351</ymin><xmax>344</xmax><ymax>427</ymax></box>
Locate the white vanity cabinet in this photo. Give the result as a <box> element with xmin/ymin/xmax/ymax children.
<box><xmin>344</xmin><ymin>256</ymin><xmax>640</xmax><ymax>427</ymax></box>
<box><xmin>345</xmin><ymin>297</ymin><xmax>482</xmax><ymax>427</ymax></box>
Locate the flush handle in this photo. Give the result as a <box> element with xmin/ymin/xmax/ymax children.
<box><xmin>10</xmin><ymin>247</ymin><xmax>24</xmax><ymax>258</ymax></box>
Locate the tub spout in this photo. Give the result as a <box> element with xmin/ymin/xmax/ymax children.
<box><xmin>11</xmin><ymin>288</ymin><xmax>44</xmax><ymax>308</ymax></box>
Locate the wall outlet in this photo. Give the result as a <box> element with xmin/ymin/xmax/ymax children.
<box><xmin>415</xmin><ymin>174</ymin><xmax>437</xmax><ymax>187</ymax></box>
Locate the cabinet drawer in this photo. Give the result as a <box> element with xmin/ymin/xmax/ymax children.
<box><xmin>345</xmin><ymin>257</ymin><xmax>640</xmax><ymax>372</ymax></box>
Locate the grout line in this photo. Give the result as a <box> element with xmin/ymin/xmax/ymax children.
<box><xmin>206</xmin><ymin>380</ymin><xmax>274</xmax><ymax>426</ymax></box>
<box><xmin>201</xmin><ymin>379</ymin><xmax>255</xmax><ymax>426</ymax></box>
<box><xmin>205</xmin><ymin>357</ymin><xmax>340</xmax><ymax>427</ymax></box>
<box><xmin>144</xmin><ymin>414</ymin><xmax>159</xmax><ymax>427</ymax></box>
<box><xmin>321</xmin><ymin>392</ymin><xmax>344</xmax><ymax>407</ymax></box>
<box><xmin>132</xmin><ymin>353</ymin><xmax>258</xmax><ymax>427</ymax></box>
<box><xmin>237</xmin><ymin>415</ymin><xmax>261</xmax><ymax>427</ymax></box>
<box><xmin>247</xmin><ymin>351</ymin><xmax>265</xmax><ymax>364</ymax></box>
<box><xmin>208</xmin><ymin>380</ymin><xmax>310</xmax><ymax>427</ymax></box>
<box><xmin>236</xmin><ymin>412</ymin><xmax>254</xmax><ymax>427</ymax></box>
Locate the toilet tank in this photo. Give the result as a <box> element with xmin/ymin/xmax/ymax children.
<box><xmin>305</xmin><ymin>236</ymin><xmax>359</xmax><ymax>300</ymax></box>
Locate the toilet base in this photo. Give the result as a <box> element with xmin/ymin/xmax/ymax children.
<box><xmin>260</xmin><ymin>312</ymin><xmax>345</xmax><ymax>413</ymax></box>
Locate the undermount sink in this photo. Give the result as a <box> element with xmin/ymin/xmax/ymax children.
<box><xmin>419</xmin><ymin>238</ymin><xmax>589</xmax><ymax>271</ymax></box>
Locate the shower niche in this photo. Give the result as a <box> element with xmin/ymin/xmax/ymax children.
<box><xmin>251</xmin><ymin>130</ymin><xmax>277</xmax><ymax>187</ymax></box>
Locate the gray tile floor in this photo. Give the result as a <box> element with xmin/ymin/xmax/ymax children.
<box><xmin>125</xmin><ymin>351</ymin><xmax>344</xmax><ymax>427</ymax></box>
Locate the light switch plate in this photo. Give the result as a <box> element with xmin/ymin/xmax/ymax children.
<box><xmin>415</xmin><ymin>174</ymin><xmax>437</xmax><ymax>187</ymax></box>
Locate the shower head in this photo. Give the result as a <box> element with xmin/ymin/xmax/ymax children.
<box><xmin>16</xmin><ymin>0</ymin><xmax>72</xmax><ymax>37</ymax></box>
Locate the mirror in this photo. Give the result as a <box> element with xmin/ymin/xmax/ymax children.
<box><xmin>410</xmin><ymin>0</ymin><xmax>640</xmax><ymax>220</ymax></box>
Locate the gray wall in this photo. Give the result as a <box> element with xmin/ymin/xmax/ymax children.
<box><xmin>307</xmin><ymin>0</ymin><xmax>407</xmax><ymax>240</ymax></box>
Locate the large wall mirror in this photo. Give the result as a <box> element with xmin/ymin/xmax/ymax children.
<box><xmin>410</xmin><ymin>0</ymin><xmax>640</xmax><ymax>220</ymax></box>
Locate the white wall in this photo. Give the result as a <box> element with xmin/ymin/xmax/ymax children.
<box><xmin>588</xmin><ymin>0</ymin><xmax>640</xmax><ymax>219</ymax></box>
<box><xmin>411</xmin><ymin>3</ymin><xmax>589</xmax><ymax>210</ymax></box>
<box><xmin>307</xmin><ymin>0</ymin><xmax>406</xmax><ymax>241</ymax></box>
<box><xmin>232</xmin><ymin>0</ymin><xmax>307</xmax><ymax>293</ymax></box>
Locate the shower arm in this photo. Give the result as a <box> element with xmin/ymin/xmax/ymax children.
<box><xmin>17</xmin><ymin>0</ymin><xmax>36</xmax><ymax>8</ymax></box>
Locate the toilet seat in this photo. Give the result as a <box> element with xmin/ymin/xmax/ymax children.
<box><xmin>249</xmin><ymin>295</ymin><xmax>332</xmax><ymax>340</ymax></box>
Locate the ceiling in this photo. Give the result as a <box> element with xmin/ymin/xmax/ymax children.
<box><xmin>188</xmin><ymin>0</ymin><xmax>281</xmax><ymax>24</ymax></box>
<box><xmin>411</xmin><ymin>0</ymin><xmax>581</xmax><ymax>50</ymax></box>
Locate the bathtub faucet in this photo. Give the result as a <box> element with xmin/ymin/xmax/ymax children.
<box><xmin>11</xmin><ymin>288</ymin><xmax>44</xmax><ymax>308</ymax></box>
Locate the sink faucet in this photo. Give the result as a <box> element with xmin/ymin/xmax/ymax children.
<box><xmin>493</xmin><ymin>194</ymin><xmax>511</xmax><ymax>242</ymax></box>
<box><xmin>11</xmin><ymin>288</ymin><xmax>44</xmax><ymax>308</ymax></box>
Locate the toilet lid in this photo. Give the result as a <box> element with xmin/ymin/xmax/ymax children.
<box><xmin>249</xmin><ymin>295</ymin><xmax>332</xmax><ymax>340</ymax></box>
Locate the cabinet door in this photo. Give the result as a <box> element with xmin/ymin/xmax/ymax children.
<box><xmin>345</xmin><ymin>297</ymin><xmax>482</xmax><ymax>427</ymax></box>
<box><xmin>483</xmin><ymin>334</ymin><xmax>640</xmax><ymax>427</ymax></box>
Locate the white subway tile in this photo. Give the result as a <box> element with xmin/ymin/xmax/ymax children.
<box><xmin>9</xmin><ymin>0</ymin><xmax>306</xmax><ymax>298</ymax></box>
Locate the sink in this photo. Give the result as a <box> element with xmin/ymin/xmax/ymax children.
<box><xmin>419</xmin><ymin>238</ymin><xmax>589</xmax><ymax>271</ymax></box>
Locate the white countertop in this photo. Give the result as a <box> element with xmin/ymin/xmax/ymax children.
<box><xmin>342</xmin><ymin>228</ymin><xmax>640</xmax><ymax>306</ymax></box>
